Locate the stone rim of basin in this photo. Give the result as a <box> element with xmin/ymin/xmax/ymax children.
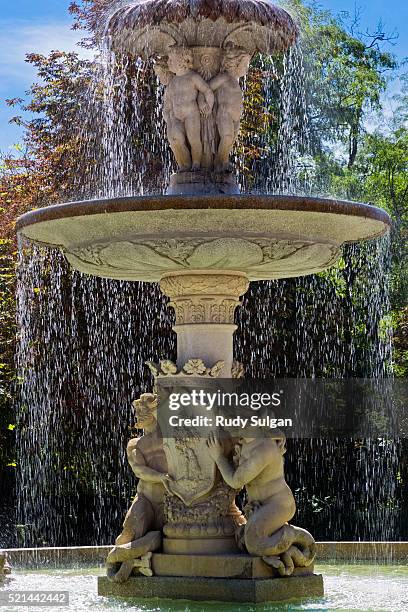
<box><xmin>16</xmin><ymin>195</ymin><xmax>392</xmax><ymax>283</ymax></box>
<box><xmin>16</xmin><ymin>194</ymin><xmax>391</xmax><ymax>231</ymax></box>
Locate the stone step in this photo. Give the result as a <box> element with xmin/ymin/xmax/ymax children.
<box><xmin>152</xmin><ymin>553</ymin><xmax>315</xmax><ymax>579</ymax></box>
<box><xmin>98</xmin><ymin>573</ymin><xmax>324</xmax><ymax>603</ymax></box>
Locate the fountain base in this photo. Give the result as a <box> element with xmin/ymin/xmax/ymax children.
<box><xmin>98</xmin><ymin>556</ymin><xmax>323</xmax><ymax>602</ymax></box>
<box><xmin>167</xmin><ymin>170</ymin><xmax>240</xmax><ymax>195</ymax></box>
<box><xmin>162</xmin><ymin>537</ymin><xmax>240</xmax><ymax>555</ymax></box>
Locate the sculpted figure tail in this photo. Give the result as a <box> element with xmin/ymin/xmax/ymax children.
<box><xmin>260</xmin><ymin>524</ymin><xmax>316</xmax><ymax>577</ymax></box>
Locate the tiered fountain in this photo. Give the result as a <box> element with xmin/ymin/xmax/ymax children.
<box><xmin>16</xmin><ymin>0</ymin><xmax>391</xmax><ymax>604</ymax></box>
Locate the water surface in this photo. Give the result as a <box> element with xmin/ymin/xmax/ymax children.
<box><xmin>2</xmin><ymin>564</ymin><xmax>407</xmax><ymax>611</ymax></box>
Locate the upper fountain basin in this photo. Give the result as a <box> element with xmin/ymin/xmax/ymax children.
<box><xmin>16</xmin><ymin>195</ymin><xmax>391</xmax><ymax>282</ymax></box>
<box><xmin>106</xmin><ymin>0</ymin><xmax>298</xmax><ymax>57</ymax></box>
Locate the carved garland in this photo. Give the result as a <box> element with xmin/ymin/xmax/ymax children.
<box><xmin>147</xmin><ymin>358</ymin><xmax>244</xmax><ymax>378</ymax></box>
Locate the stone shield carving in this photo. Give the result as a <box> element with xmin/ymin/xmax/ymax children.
<box><xmin>163</xmin><ymin>435</ymin><xmax>217</xmax><ymax>506</ymax></box>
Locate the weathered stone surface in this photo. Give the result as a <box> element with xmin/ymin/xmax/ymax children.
<box><xmin>0</xmin><ymin>552</ymin><xmax>11</xmax><ymax>577</ymax></box>
<box><xmin>16</xmin><ymin>195</ymin><xmax>391</xmax><ymax>282</ymax></box>
<box><xmin>167</xmin><ymin>169</ymin><xmax>240</xmax><ymax>195</ymax></box>
<box><xmin>162</xmin><ymin>537</ymin><xmax>240</xmax><ymax>555</ymax></box>
<box><xmin>97</xmin><ymin>573</ymin><xmax>324</xmax><ymax>602</ymax></box>
<box><xmin>151</xmin><ymin>553</ymin><xmax>315</xmax><ymax>578</ymax></box>
<box><xmin>107</xmin><ymin>1</ymin><xmax>299</xmax><ymax>58</ymax></box>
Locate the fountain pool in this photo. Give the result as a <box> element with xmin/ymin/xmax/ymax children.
<box><xmin>3</xmin><ymin>564</ymin><xmax>408</xmax><ymax>611</ymax></box>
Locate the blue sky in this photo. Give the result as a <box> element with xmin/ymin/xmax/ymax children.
<box><xmin>0</xmin><ymin>0</ymin><xmax>407</xmax><ymax>153</ymax></box>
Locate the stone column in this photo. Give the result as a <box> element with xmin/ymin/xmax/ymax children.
<box><xmin>160</xmin><ymin>271</ymin><xmax>249</xmax><ymax>376</ymax></box>
<box><xmin>156</xmin><ymin>270</ymin><xmax>249</xmax><ymax>554</ymax></box>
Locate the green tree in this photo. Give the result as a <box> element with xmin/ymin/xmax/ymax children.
<box><xmin>288</xmin><ymin>0</ymin><xmax>397</xmax><ymax>167</ymax></box>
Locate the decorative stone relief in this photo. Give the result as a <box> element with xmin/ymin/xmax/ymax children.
<box><xmin>147</xmin><ymin>358</ymin><xmax>225</xmax><ymax>378</ymax></box>
<box><xmin>164</xmin><ymin>481</ymin><xmax>245</xmax><ymax>538</ymax></box>
<box><xmin>67</xmin><ymin>236</ymin><xmax>340</xmax><ymax>282</ymax></box>
<box><xmin>163</xmin><ymin>436</ymin><xmax>217</xmax><ymax>506</ymax></box>
<box><xmin>160</xmin><ymin>272</ymin><xmax>249</xmax><ymax>325</ymax></box>
<box><xmin>145</xmin><ymin>355</ymin><xmax>246</xmax><ymax>509</ymax></box>
<box><xmin>231</xmin><ymin>360</ymin><xmax>245</xmax><ymax>379</ymax></box>
<box><xmin>160</xmin><ymin>272</ymin><xmax>249</xmax><ymax>298</ymax></box>
<box><xmin>107</xmin><ymin>2</ymin><xmax>298</xmax><ymax>63</ymax></box>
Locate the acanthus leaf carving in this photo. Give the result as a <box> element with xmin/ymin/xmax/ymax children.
<box><xmin>68</xmin><ymin>237</ymin><xmax>340</xmax><ymax>282</ymax></box>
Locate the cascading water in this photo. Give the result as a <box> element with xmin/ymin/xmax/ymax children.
<box><xmin>12</xmin><ymin>10</ymin><xmax>403</xmax><ymax>550</ymax></box>
<box><xmin>15</xmin><ymin>243</ymin><xmax>175</xmax><ymax>546</ymax></box>
<box><xmin>235</xmin><ymin>235</ymin><xmax>402</xmax><ymax>543</ymax></box>
<box><xmin>73</xmin><ymin>52</ymin><xmax>173</xmax><ymax>200</ymax></box>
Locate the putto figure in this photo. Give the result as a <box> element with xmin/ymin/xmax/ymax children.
<box><xmin>209</xmin><ymin>48</ymin><xmax>252</xmax><ymax>171</ymax></box>
<box><xmin>161</xmin><ymin>47</ymin><xmax>215</xmax><ymax>171</ymax></box>
<box><xmin>106</xmin><ymin>393</ymin><xmax>172</xmax><ymax>582</ymax></box>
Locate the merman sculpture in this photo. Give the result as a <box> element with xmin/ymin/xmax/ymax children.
<box><xmin>207</xmin><ymin>431</ymin><xmax>316</xmax><ymax>576</ymax></box>
<box><xmin>106</xmin><ymin>394</ymin><xmax>169</xmax><ymax>583</ymax></box>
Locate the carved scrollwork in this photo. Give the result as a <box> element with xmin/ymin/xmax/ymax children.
<box><xmin>231</xmin><ymin>360</ymin><xmax>245</xmax><ymax>379</ymax></box>
<box><xmin>71</xmin><ymin>244</ymin><xmax>105</xmax><ymax>266</ymax></box>
<box><xmin>163</xmin><ymin>481</ymin><xmax>245</xmax><ymax>537</ymax></box>
<box><xmin>160</xmin><ymin>272</ymin><xmax>249</xmax><ymax>325</ymax></box>
<box><xmin>258</xmin><ymin>239</ymin><xmax>314</xmax><ymax>263</ymax></box>
<box><xmin>144</xmin><ymin>239</ymin><xmax>202</xmax><ymax>265</ymax></box>
<box><xmin>160</xmin><ymin>272</ymin><xmax>249</xmax><ymax>298</ymax></box>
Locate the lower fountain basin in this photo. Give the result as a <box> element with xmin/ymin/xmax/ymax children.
<box><xmin>16</xmin><ymin>195</ymin><xmax>391</xmax><ymax>282</ymax></box>
<box><xmin>5</xmin><ymin>564</ymin><xmax>408</xmax><ymax>610</ymax></box>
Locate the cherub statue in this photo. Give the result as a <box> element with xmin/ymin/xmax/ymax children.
<box><xmin>207</xmin><ymin>429</ymin><xmax>316</xmax><ymax>576</ymax></box>
<box><xmin>106</xmin><ymin>393</ymin><xmax>172</xmax><ymax>583</ymax></box>
<box><xmin>209</xmin><ymin>48</ymin><xmax>252</xmax><ymax>171</ymax></box>
<box><xmin>156</xmin><ymin>47</ymin><xmax>215</xmax><ymax>171</ymax></box>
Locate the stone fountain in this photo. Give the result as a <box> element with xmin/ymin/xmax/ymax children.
<box><xmin>17</xmin><ymin>0</ymin><xmax>391</xmax><ymax>604</ymax></box>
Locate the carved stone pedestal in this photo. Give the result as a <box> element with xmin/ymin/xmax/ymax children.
<box><xmin>167</xmin><ymin>170</ymin><xmax>240</xmax><ymax>195</ymax></box>
<box><xmin>98</xmin><ymin>572</ymin><xmax>324</xmax><ymax>603</ymax></box>
<box><xmin>100</xmin><ymin>268</ymin><xmax>321</xmax><ymax>598</ymax></box>
<box><xmin>160</xmin><ymin>270</ymin><xmax>249</xmax><ymax>373</ymax></box>
<box><xmin>149</xmin><ymin>553</ymin><xmax>317</xmax><ymax>579</ymax></box>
